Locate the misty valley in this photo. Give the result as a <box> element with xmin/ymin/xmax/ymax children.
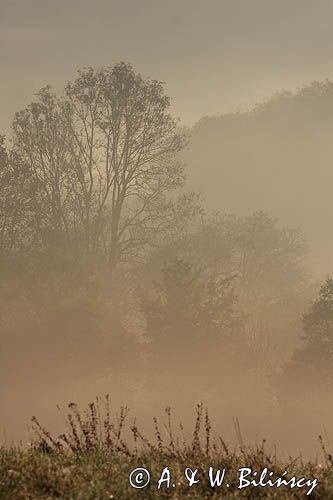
<box><xmin>2</xmin><ymin>3</ymin><xmax>333</xmax><ymax>495</ymax></box>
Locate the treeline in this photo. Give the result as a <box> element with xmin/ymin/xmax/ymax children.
<box><xmin>184</xmin><ymin>80</ymin><xmax>333</xmax><ymax>275</ymax></box>
<box><xmin>0</xmin><ymin>63</ymin><xmax>331</xmax><ymax>439</ymax></box>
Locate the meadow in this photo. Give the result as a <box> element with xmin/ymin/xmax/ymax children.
<box><xmin>1</xmin><ymin>398</ymin><xmax>332</xmax><ymax>499</ymax></box>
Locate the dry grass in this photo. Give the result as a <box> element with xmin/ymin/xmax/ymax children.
<box><xmin>1</xmin><ymin>396</ymin><xmax>333</xmax><ymax>498</ymax></box>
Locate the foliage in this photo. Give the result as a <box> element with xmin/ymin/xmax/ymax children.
<box><xmin>141</xmin><ymin>258</ymin><xmax>239</xmax><ymax>346</ymax></box>
<box><xmin>10</xmin><ymin>63</ymin><xmax>199</xmax><ymax>269</ymax></box>
<box><xmin>139</xmin><ymin>258</ymin><xmax>245</xmax><ymax>405</ymax></box>
<box><xmin>0</xmin><ymin>136</ymin><xmax>39</xmax><ymax>256</ymax></box>
<box><xmin>276</xmin><ymin>277</ymin><xmax>333</xmax><ymax>403</ymax></box>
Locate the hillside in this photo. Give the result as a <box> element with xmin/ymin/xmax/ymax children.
<box><xmin>184</xmin><ymin>81</ymin><xmax>333</xmax><ymax>274</ymax></box>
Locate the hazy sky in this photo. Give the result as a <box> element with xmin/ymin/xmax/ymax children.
<box><xmin>2</xmin><ymin>0</ymin><xmax>333</xmax><ymax>132</ymax></box>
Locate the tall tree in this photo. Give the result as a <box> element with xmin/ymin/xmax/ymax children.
<box><xmin>12</xmin><ymin>63</ymin><xmax>197</xmax><ymax>270</ymax></box>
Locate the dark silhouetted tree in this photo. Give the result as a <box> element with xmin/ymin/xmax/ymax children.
<box><xmin>277</xmin><ymin>277</ymin><xmax>333</xmax><ymax>402</ymax></box>
<box><xmin>0</xmin><ymin>136</ymin><xmax>38</xmax><ymax>257</ymax></box>
<box><xmin>12</xmin><ymin>63</ymin><xmax>199</xmax><ymax>270</ymax></box>
<box><xmin>295</xmin><ymin>277</ymin><xmax>333</xmax><ymax>382</ymax></box>
<box><xmin>140</xmin><ymin>258</ymin><xmax>240</xmax><ymax>403</ymax></box>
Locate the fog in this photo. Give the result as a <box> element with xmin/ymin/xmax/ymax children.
<box><xmin>1</xmin><ymin>1</ymin><xmax>333</xmax><ymax>460</ymax></box>
<box><xmin>184</xmin><ymin>83</ymin><xmax>333</xmax><ymax>275</ymax></box>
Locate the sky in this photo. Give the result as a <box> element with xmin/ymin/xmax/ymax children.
<box><xmin>1</xmin><ymin>0</ymin><xmax>333</xmax><ymax>133</ymax></box>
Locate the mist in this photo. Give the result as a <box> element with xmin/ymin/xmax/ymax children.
<box><xmin>2</xmin><ymin>1</ymin><xmax>333</xmax><ymax>464</ymax></box>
